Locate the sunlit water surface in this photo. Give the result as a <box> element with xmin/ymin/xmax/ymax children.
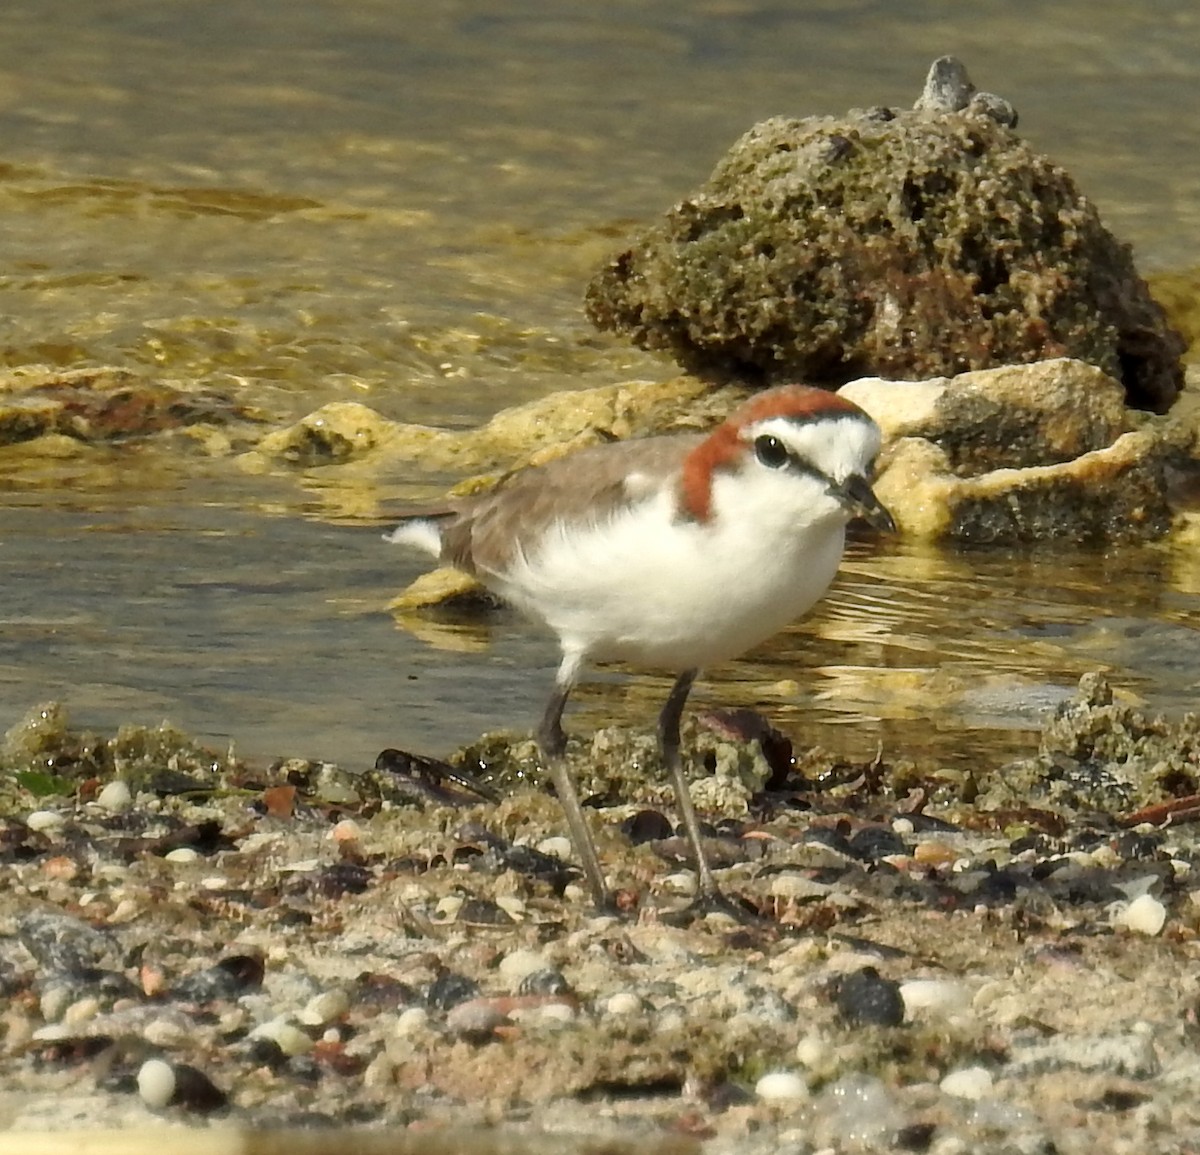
<box><xmin>1</xmin><ymin>0</ymin><xmax>1198</xmax><ymax>771</ymax></box>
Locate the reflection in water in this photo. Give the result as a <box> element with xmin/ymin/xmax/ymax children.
<box><xmin>3</xmin><ymin>467</ymin><xmax>1195</xmax><ymax>773</ymax></box>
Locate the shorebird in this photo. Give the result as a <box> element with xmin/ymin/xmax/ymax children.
<box><xmin>386</xmin><ymin>384</ymin><xmax>894</xmax><ymax>910</ymax></box>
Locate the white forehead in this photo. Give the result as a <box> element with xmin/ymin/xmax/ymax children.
<box><xmin>745</xmin><ymin>412</ymin><xmax>881</xmax><ymax>480</ymax></box>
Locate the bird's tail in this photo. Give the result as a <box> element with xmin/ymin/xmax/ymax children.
<box><xmin>382</xmin><ymin>516</ymin><xmax>447</xmax><ymax>558</ymax></box>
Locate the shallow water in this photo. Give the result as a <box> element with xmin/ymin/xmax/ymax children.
<box><xmin>1</xmin><ymin>0</ymin><xmax>1198</xmax><ymax>772</ymax></box>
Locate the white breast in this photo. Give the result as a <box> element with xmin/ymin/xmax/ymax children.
<box><xmin>490</xmin><ymin>462</ymin><xmax>850</xmax><ymax>672</ymax></box>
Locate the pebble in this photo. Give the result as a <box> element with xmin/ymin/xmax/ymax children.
<box><xmin>755</xmin><ymin>1071</ymin><xmax>809</xmax><ymax>1102</ymax></box>
<box><xmin>394</xmin><ymin>1007</ymin><xmax>430</xmax><ymax>1037</ymax></box>
<box><xmin>536</xmin><ymin>835</ymin><xmax>574</xmax><ymax>862</ymax></box>
<box><xmin>940</xmin><ymin>1065</ymin><xmax>994</xmax><ymax>1100</ymax></box>
<box><xmin>834</xmin><ymin>967</ymin><xmax>906</xmax><ymax>1027</ymax></box>
<box><xmin>795</xmin><ymin>1033</ymin><xmax>835</xmax><ymax>1073</ymax></box>
<box><xmin>298</xmin><ymin>988</ymin><xmax>351</xmax><ymax>1026</ymax></box>
<box><xmin>95</xmin><ymin>780</ymin><xmax>133</xmax><ymax>813</ymax></box>
<box><xmin>61</xmin><ymin>995</ymin><xmax>101</xmax><ymax>1028</ymax></box>
<box><xmin>39</xmin><ymin>985</ymin><xmax>74</xmax><ymax>1024</ymax></box>
<box><xmin>605</xmin><ymin>992</ymin><xmax>644</xmax><ymax>1017</ymax></box>
<box><xmin>25</xmin><ymin>810</ymin><xmax>65</xmax><ymax>833</ymax></box>
<box><xmin>662</xmin><ymin>870</ymin><xmax>698</xmax><ymax>896</ymax></box>
<box><xmin>768</xmin><ymin>873</ymin><xmax>831</xmax><ymax>900</ymax></box>
<box><xmin>900</xmin><ymin>978</ymin><xmax>972</xmax><ymax>1019</ymax></box>
<box><xmin>163</xmin><ymin>847</ymin><xmax>201</xmax><ymax>864</ymax></box>
<box><xmin>518</xmin><ymin>968</ymin><xmax>572</xmax><ymax>998</ymax></box>
<box><xmin>137</xmin><ymin>1058</ymin><xmax>227</xmax><ymax>1113</ymax></box>
<box><xmin>497</xmin><ymin>948</ymin><xmax>547</xmax><ymax>987</ymax></box>
<box><xmin>494</xmin><ymin>895</ymin><xmax>526</xmax><ymax>920</ymax></box>
<box><xmin>249</xmin><ymin>1016</ymin><xmax>314</xmax><ymax>1057</ymax></box>
<box><xmin>446</xmin><ymin>999</ymin><xmax>508</xmax><ymax>1041</ymax></box>
<box><xmin>142</xmin><ymin>1016</ymin><xmax>191</xmax><ymax>1048</ymax></box>
<box><xmin>137</xmin><ymin>1058</ymin><xmax>177</xmax><ymax>1109</ymax></box>
<box><xmin>1117</xmin><ymin>893</ymin><xmax>1167</xmax><ymax>936</ymax></box>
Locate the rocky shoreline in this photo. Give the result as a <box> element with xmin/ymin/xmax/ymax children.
<box><xmin>2</xmin><ymin>676</ymin><xmax>1200</xmax><ymax>1152</ymax></box>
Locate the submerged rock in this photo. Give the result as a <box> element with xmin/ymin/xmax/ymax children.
<box><xmin>585</xmin><ymin>57</ymin><xmax>1185</xmax><ymax>412</ymax></box>
<box><xmin>0</xmin><ymin>365</ymin><xmax>254</xmax><ymax>445</ymax></box>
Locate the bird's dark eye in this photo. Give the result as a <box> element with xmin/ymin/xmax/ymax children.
<box><xmin>754</xmin><ymin>434</ymin><xmax>790</xmax><ymax>469</ymax></box>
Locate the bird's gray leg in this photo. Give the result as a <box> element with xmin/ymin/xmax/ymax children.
<box><xmin>535</xmin><ymin>653</ymin><xmax>610</xmax><ymax>910</ymax></box>
<box><xmin>657</xmin><ymin>668</ymin><xmax>721</xmax><ymax>900</ymax></box>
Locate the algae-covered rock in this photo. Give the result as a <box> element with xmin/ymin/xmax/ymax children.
<box><xmin>977</xmin><ymin>673</ymin><xmax>1200</xmax><ymax>817</ymax></box>
<box><xmin>586</xmin><ymin>57</ymin><xmax>1185</xmax><ymax>412</ymax></box>
<box><xmin>0</xmin><ymin>365</ymin><xmax>254</xmax><ymax>445</ymax></box>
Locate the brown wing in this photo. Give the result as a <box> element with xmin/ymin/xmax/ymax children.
<box><xmin>440</xmin><ymin>433</ymin><xmax>703</xmax><ymax>576</ymax></box>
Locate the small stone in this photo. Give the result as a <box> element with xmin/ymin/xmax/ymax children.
<box><xmin>940</xmin><ymin>1065</ymin><xmax>994</xmax><ymax>1100</ymax></box>
<box><xmin>518</xmin><ymin>968</ymin><xmax>572</xmax><ymax>998</ymax></box>
<box><xmin>526</xmin><ymin>1001</ymin><xmax>576</xmax><ymax>1026</ymax></box>
<box><xmin>163</xmin><ymin>847</ymin><xmax>201</xmax><ymax>864</ymax></box>
<box><xmin>249</xmin><ymin>1017</ymin><xmax>314</xmax><ymax>1057</ymax></box>
<box><xmin>755</xmin><ymin>1071</ymin><xmax>809</xmax><ymax>1103</ymax></box>
<box><xmin>96</xmin><ymin>780</ymin><xmax>133</xmax><ymax>813</ymax></box>
<box><xmin>142</xmin><ymin>1017</ymin><xmax>191</xmax><ymax>1048</ymax></box>
<box><xmin>446</xmin><ymin>999</ymin><xmax>507</xmax><ymax>1041</ymax></box>
<box><xmin>61</xmin><ymin>996</ymin><xmax>101</xmax><ymax>1028</ymax></box>
<box><xmin>913</xmin><ymin>840</ymin><xmax>960</xmax><ymax>866</ymax></box>
<box><xmin>1117</xmin><ymin>893</ymin><xmax>1167</xmax><ymax>936</ymax></box>
<box><xmin>298</xmin><ymin>988</ymin><xmax>351</xmax><ymax>1026</ymax></box>
<box><xmin>900</xmin><ymin>979</ymin><xmax>972</xmax><ymax>1019</ymax></box>
<box><xmin>662</xmin><ymin>870</ymin><xmax>698</xmax><ymax>896</ymax></box>
<box><xmin>395</xmin><ymin>1007</ymin><xmax>430</xmax><ymax>1036</ymax></box>
<box><xmin>494</xmin><ymin>895</ymin><xmax>526</xmax><ymax>920</ymax></box>
<box><xmin>835</xmin><ymin>968</ymin><xmax>906</xmax><ymax>1028</ymax></box>
<box><xmin>795</xmin><ymin>1033</ymin><xmax>834</xmax><ymax>1074</ymax></box>
<box><xmin>25</xmin><ymin>810</ymin><xmax>65</xmax><ymax>833</ymax></box>
<box><xmin>331</xmin><ymin>818</ymin><xmax>363</xmax><ymax>844</ymax></box>
<box><xmin>137</xmin><ymin>1058</ymin><xmax>177</xmax><ymax>1109</ymax></box>
<box><xmin>497</xmin><ymin>949</ymin><xmax>547</xmax><ymax>987</ymax></box>
<box><xmin>39</xmin><ymin>985</ymin><xmax>73</xmax><ymax>1024</ymax></box>
<box><xmin>605</xmin><ymin>992</ymin><xmax>644</xmax><ymax>1017</ymax></box>
<box><xmin>536</xmin><ymin>836</ymin><xmax>574</xmax><ymax>862</ymax></box>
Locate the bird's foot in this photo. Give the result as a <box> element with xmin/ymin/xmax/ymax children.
<box><xmin>659</xmin><ymin>885</ymin><xmax>773</xmax><ymax>930</ymax></box>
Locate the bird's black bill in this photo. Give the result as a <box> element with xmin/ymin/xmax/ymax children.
<box><xmin>836</xmin><ymin>474</ymin><xmax>897</xmax><ymax>533</ymax></box>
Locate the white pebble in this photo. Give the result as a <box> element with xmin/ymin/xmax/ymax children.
<box><xmin>514</xmin><ymin>1001</ymin><xmax>577</xmax><ymax>1027</ymax></box>
<box><xmin>795</xmin><ymin>1033</ymin><xmax>834</xmax><ymax>1072</ymax></box>
<box><xmin>497</xmin><ymin>948</ymin><xmax>547</xmax><ymax>986</ymax></box>
<box><xmin>298</xmin><ymin>988</ymin><xmax>351</xmax><ymax>1026</ymax></box>
<box><xmin>137</xmin><ymin>1058</ymin><xmax>177</xmax><ymax>1109</ymax></box>
<box><xmin>1118</xmin><ymin>893</ymin><xmax>1167</xmax><ymax>936</ymax></box>
<box><xmin>900</xmin><ymin>979</ymin><xmax>972</xmax><ymax>1019</ymax></box>
<box><xmin>446</xmin><ymin>1000</ymin><xmax>506</xmax><ymax>1039</ymax></box>
<box><xmin>142</xmin><ymin>1017</ymin><xmax>190</xmax><ymax>1048</ymax></box>
<box><xmin>662</xmin><ymin>870</ymin><xmax>698</xmax><ymax>896</ymax></box>
<box><xmin>163</xmin><ymin>847</ymin><xmax>201</xmax><ymax>864</ymax></box>
<box><xmin>536</xmin><ymin>835</ymin><xmax>574</xmax><ymax>862</ymax></box>
<box><xmin>249</xmin><ymin>1016</ymin><xmax>313</xmax><ymax>1056</ymax></box>
<box><xmin>395</xmin><ymin>1007</ymin><xmax>430</xmax><ymax>1036</ymax></box>
<box><xmin>940</xmin><ymin>1065</ymin><xmax>994</xmax><ymax>1100</ymax></box>
<box><xmin>25</xmin><ymin>810</ymin><xmax>64</xmax><ymax>833</ymax></box>
<box><xmin>96</xmin><ymin>780</ymin><xmax>133</xmax><ymax>813</ymax></box>
<box><xmin>756</xmin><ymin>1071</ymin><xmax>809</xmax><ymax>1102</ymax></box>
<box><xmin>495</xmin><ymin>894</ymin><xmax>527</xmax><ymax>920</ymax></box>
<box><xmin>62</xmin><ymin>996</ymin><xmax>101</xmax><ymax>1028</ymax></box>
<box><xmin>39</xmin><ymin>986</ymin><xmax>72</xmax><ymax>1023</ymax></box>
<box><xmin>605</xmin><ymin>992</ymin><xmax>644</xmax><ymax>1017</ymax></box>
